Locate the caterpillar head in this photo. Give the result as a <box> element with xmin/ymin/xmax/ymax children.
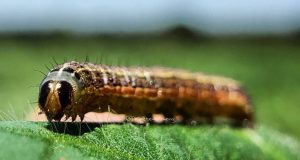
<box><xmin>38</xmin><ymin>68</ymin><xmax>82</xmax><ymax>121</ymax></box>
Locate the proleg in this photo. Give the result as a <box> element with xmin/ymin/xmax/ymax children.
<box><xmin>38</xmin><ymin>61</ymin><xmax>254</xmax><ymax>126</ymax></box>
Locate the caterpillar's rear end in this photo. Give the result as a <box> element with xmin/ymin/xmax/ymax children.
<box><xmin>38</xmin><ymin>61</ymin><xmax>254</xmax><ymax>127</ymax></box>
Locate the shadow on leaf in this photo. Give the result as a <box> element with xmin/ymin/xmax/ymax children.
<box><xmin>46</xmin><ymin>122</ymin><xmax>130</xmax><ymax>136</ymax></box>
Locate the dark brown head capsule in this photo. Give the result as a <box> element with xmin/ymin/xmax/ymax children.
<box><xmin>38</xmin><ymin>66</ymin><xmax>82</xmax><ymax>121</ymax></box>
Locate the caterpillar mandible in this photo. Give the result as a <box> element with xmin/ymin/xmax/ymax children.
<box><xmin>38</xmin><ymin>61</ymin><xmax>254</xmax><ymax>126</ymax></box>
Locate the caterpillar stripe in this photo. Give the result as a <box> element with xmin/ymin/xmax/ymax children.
<box><xmin>38</xmin><ymin>61</ymin><xmax>254</xmax><ymax>126</ymax></box>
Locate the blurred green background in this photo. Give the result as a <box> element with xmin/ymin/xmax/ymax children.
<box><xmin>0</xmin><ymin>34</ymin><xmax>299</xmax><ymax>139</ymax></box>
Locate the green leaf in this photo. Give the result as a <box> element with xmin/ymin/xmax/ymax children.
<box><xmin>0</xmin><ymin>121</ymin><xmax>299</xmax><ymax>160</ymax></box>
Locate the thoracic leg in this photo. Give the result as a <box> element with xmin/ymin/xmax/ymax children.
<box><xmin>145</xmin><ymin>113</ymin><xmax>154</xmax><ymax>124</ymax></box>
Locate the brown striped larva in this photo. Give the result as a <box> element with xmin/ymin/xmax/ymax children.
<box><xmin>38</xmin><ymin>61</ymin><xmax>254</xmax><ymax>126</ymax></box>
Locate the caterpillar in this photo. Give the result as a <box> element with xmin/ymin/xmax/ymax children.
<box><xmin>38</xmin><ymin>61</ymin><xmax>254</xmax><ymax>126</ymax></box>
